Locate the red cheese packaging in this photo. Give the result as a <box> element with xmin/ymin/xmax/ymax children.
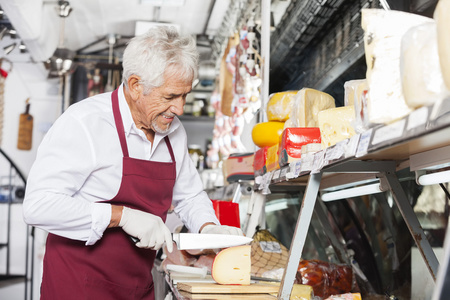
<box><xmin>253</xmin><ymin>146</ymin><xmax>268</xmax><ymax>176</ymax></box>
<box><xmin>279</xmin><ymin>127</ymin><xmax>321</xmax><ymax>167</ymax></box>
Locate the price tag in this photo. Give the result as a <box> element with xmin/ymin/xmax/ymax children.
<box><xmin>311</xmin><ymin>150</ymin><xmax>325</xmax><ymax>174</ymax></box>
<box><xmin>325</xmin><ymin>146</ymin><xmax>336</xmax><ymax>162</ymax></box>
<box><xmin>345</xmin><ymin>134</ymin><xmax>360</xmax><ymax>158</ymax></box>
<box><xmin>332</xmin><ymin>139</ymin><xmax>348</xmax><ymax>160</ymax></box>
<box><xmin>407</xmin><ymin>106</ymin><xmax>428</xmax><ymax>130</ymax></box>
<box><xmin>355</xmin><ymin>129</ymin><xmax>373</xmax><ymax>158</ymax></box>
<box><xmin>372</xmin><ymin>119</ymin><xmax>405</xmax><ymax>145</ymax></box>
<box><xmin>301</xmin><ymin>153</ymin><xmax>314</xmax><ymax>172</ymax></box>
<box><xmin>273</xmin><ymin>169</ymin><xmax>281</xmax><ymax>180</ymax></box>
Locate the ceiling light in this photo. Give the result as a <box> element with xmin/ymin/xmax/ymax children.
<box><xmin>9</xmin><ymin>29</ymin><xmax>17</xmax><ymax>39</ymax></box>
<box><xmin>3</xmin><ymin>43</ymin><xmax>16</xmax><ymax>55</ymax></box>
<box><xmin>0</xmin><ymin>26</ymin><xmax>7</xmax><ymax>41</ymax></box>
<box><xmin>321</xmin><ymin>183</ymin><xmax>384</xmax><ymax>202</ymax></box>
<box><xmin>19</xmin><ymin>42</ymin><xmax>26</xmax><ymax>53</ymax></box>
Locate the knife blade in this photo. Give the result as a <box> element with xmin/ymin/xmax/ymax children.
<box><xmin>172</xmin><ymin>233</ymin><xmax>252</xmax><ymax>250</ymax></box>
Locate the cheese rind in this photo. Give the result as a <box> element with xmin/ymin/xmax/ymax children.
<box><xmin>267</xmin><ymin>91</ymin><xmax>298</xmax><ymax>122</ymax></box>
<box><xmin>361</xmin><ymin>8</ymin><xmax>433</xmax><ymax>124</ymax></box>
<box><xmin>211</xmin><ymin>245</ymin><xmax>251</xmax><ymax>285</ymax></box>
<box><xmin>318</xmin><ymin>106</ymin><xmax>356</xmax><ymax>149</ymax></box>
<box><xmin>278</xmin><ymin>128</ymin><xmax>321</xmax><ymax>167</ymax></box>
<box><xmin>291</xmin><ymin>88</ymin><xmax>335</xmax><ymax>127</ymax></box>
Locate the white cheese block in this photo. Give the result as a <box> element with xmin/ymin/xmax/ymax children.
<box><xmin>211</xmin><ymin>245</ymin><xmax>251</xmax><ymax>285</ymax></box>
<box><xmin>301</xmin><ymin>143</ymin><xmax>322</xmax><ymax>155</ymax></box>
<box><xmin>291</xmin><ymin>88</ymin><xmax>335</xmax><ymax>127</ymax></box>
<box><xmin>318</xmin><ymin>106</ymin><xmax>356</xmax><ymax>149</ymax></box>
<box><xmin>401</xmin><ymin>22</ymin><xmax>447</xmax><ymax>108</ymax></box>
<box><xmin>361</xmin><ymin>9</ymin><xmax>433</xmax><ymax>124</ymax></box>
<box><xmin>434</xmin><ymin>0</ymin><xmax>450</xmax><ymax>90</ymax></box>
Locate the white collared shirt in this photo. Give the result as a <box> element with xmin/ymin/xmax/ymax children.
<box><xmin>23</xmin><ymin>84</ymin><xmax>219</xmax><ymax>245</ymax></box>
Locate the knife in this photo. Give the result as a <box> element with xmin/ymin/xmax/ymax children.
<box><xmin>129</xmin><ymin>233</ymin><xmax>252</xmax><ymax>250</ymax></box>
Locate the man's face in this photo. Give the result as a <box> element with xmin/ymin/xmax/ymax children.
<box><xmin>135</xmin><ymin>71</ymin><xmax>192</xmax><ymax>134</ymax></box>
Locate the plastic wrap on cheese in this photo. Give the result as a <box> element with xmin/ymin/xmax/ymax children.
<box><xmin>400</xmin><ymin>22</ymin><xmax>448</xmax><ymax>108</ymax></box>
<box><xmin>301</xmin><ymin>143</ymin><xmax>322</xmax><ymax>155</ymax></box>
<box><xmin>267</xmin><ymin>91</ymin><xmax>298</xmax><ymax>122</ymax></box>
<box><xmin>318</xmin><ymin>106</ymin><xmax>356</xmax><ymax>149</ymax></box>
<box><xmin>344</xmin><ymin>79</ymin><xmax>369</xmax><ymax>133</ymax></box>
<box><xmin>361</xmin><ymin>8</ymin><xmax>433</xmax><ymax>124</ymax></box>
<box><xmin>290</xmin><ymin>88</ymin><xmax>335</xmax><ymax>127</ymax></box>
<box><xmin>265</xmin><ymin>143</ymin><xmax>279</xmax><ymax>172</ymax></box>
<box><xmin>279</xmin><ymin>128</ymin><xmax>321</xmax><ymax>167</ymax></box>
<box><xmin>251</xmin><ymin>121</ymin><xmax>285</xmax><ymax>148</ymax></box>
<box><xmin>253</xmin><ymin>147</ymin><xmax>268</xmax><ymax>176</ymax></box>
<box><xmin>434</xmin><ymin>0</ymin><xmax>450</xmax><ymax>90</ymax></box>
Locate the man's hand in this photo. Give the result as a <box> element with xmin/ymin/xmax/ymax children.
<box><xmin>119</xmin><ymin>206</ymin><xmax>173</xmax><ymax>252</ymax></box>
<box><xmin>200</xmin><ymin>224</ymin><xmax>244</xmax><ymax>236</ymax></box>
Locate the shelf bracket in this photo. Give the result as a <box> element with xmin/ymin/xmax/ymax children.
<box><xmin>278</xmin><ymin>172</ymin><xmax>322</xmax><ymax>300</ymax></box>
<box><xmin>380</xmin><ymin>171</ymin><xmax>439</xmax><ymax>281</ymax></box>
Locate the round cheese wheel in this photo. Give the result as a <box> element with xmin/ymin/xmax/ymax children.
<box><xmin>251</xmin><ymin>121</ymin><xmax>285</xmax><ymax>148</ymax></box>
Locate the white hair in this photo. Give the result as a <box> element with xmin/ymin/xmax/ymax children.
<box><xmin>122</xmin><ymin>26</ymin><xmax>199</xmax><ymax>94</ymax></box>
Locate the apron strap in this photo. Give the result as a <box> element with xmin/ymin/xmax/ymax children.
<box><xmin>111</xmin><ymin>88</ymin><xmax>129</xmax><ymax>158</ymax></box>
<box><xmin>164</xmin><ymin>136</ymin><xmax>176</xmax><ymax>163</ymax></box>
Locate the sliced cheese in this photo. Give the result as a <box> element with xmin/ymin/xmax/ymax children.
<box><xmin>211</xmin><ymin>245</ymin><xmax>251</xmax><ymax>285</ymax></box>
<box><xmin>434</xmin><ymin>0</ymin><xmax>450</xmax><ymax>90</ymax></box>
<box><xmin>291</xmin><ymin>88</ymin><xmax>335</xmax><ymax>127</ymax></box>
<box><xmin>318</xmin><ymin>106</ymin><xmax>356</xmax><ymax>149</ymax></box>
<box><xmin>251</xmin><ymin>121</ymin><xmax>285</xmax><ymax>148</ymax></box>
<box><xmin>361</xmin><ymin>9</ymin><xmax>433</xmax><ymax>124</ymax></box>
<box><xmin>401</xmin><ymin>22</ymin><xmax>447</xmax><ymax>108</ymax></box>
<box><xmin>267</xmin><ymin>91</ymin><xmax>298</xmax><ymax>122</ymax></box>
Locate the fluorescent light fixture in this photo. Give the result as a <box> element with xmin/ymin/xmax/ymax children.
<box><xmin>417</xmin><ymin>170</ymin><xmax>450</xmax><ymax>186</ymax></box>
<box><xmin>3</xmin><ymin>43</ymin><xmax>16</xmax><ymax>55</ymax></box>
<box><xmin>321</xmin><ymin>183</ymin><xmax>383</xmax><ymax>202</ymax></box>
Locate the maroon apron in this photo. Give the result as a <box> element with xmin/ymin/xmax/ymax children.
<box><xmin>40</xmin><ymin>88</ymin><xmax>176</xmax><ymax>299</ymax></box>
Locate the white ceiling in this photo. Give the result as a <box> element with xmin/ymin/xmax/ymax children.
<box><xmin>0</xmin><ymin>0</ymin><xmax>231</xmax><ymax>63</ymax></box>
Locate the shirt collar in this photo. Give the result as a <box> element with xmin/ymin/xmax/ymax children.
<box><xmin>117</xmin><ymin>83</ymin><xmax>181</xmax><ymax>139</ymax></box>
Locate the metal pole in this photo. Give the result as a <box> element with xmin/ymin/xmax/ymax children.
<box><xmin>260</xmin><ymin>0</ymin><xmax>270</xmax><ymax>123</ymax></box>
<box><xmin>278</xmin><ymin>172</ymin><xmax>322</xmax><ymax>299</ymax></box>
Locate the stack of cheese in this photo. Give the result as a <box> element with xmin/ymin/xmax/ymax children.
<box><xmin>361</xmin><ymin>8</ymin><xmax>447</xmax><ymax>125</ymax></box>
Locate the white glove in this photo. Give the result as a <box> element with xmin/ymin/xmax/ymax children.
<box><xmin>200</xmin><ymin>224</ymin><xmax>244</xmax><ymax>236</ymax></box>
<box><xmin>119</xmin><ymin>206</ymin><xmax>173</xmax><ymax>252</ymax></box>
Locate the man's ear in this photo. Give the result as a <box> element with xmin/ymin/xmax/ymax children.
<box><xmin>127</xmin><ymin>75</ymin><xmax>143</xmax><ymax>100</ymax></box>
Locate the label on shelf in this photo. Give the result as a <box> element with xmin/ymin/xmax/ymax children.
<box><xmin>301</xmin><ymin>153</ymin><xmax>315</xmax><ymax>172</ymax></box>
<box><xmin>372</xmin><ymin>119</ymin><xmax>405</xmax><ymax>145</ymax></box>
<box><xmin>311</xmin><ymin>150</ymin><xmax>325</xmax><ymax>174</ymax></box>
<box><xmin>407</xmin><ymin>106</ymin><xmax>428</xmax><ymax>131</ymax></box>
<box><xmin>273</xmin><ymin>169</ymin><xmax>281</xmax><ymax>181</ymax></box>
<box><xmin>346</xmin><ymin>134</ymin><xmax>360</xmax><ymax>157</ymax></box>
<box><xmin>356</xmin><ymin>130</ymin><xmax>372</xmax><ymax>157</ymax></box>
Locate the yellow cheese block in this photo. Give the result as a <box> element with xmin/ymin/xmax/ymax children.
<box><xmin>435</xmin><ymin>0</ymin><xmax>450</xmax><ymax>90</ymax></box>
<box><xmin>251</xmin><ymin>121</ymin><xmax>285</xmax><ymax>148</ymax></box>
<box><xmin>267</xmin><ymin>91</ymin><xmax>298</xmax><ymax>122</ymax></box>
<box><xmin>265</xmin><ymin>143</ymin><xmax>279</xmax><ymax>172</ymax></box>
<box><xmin>211</xmin><ymin>245</ymin><xmax>251</xmax><ymax>285</ymax></box>
<box><xmin>318</xmin><ymin>106</ymin><xmax>356</xmax><ymax>149</ymax></box>
<box><xmin>291</xmin><ymin>88</ymin><xmax>335</xmax><ymax>127</ymax></box>
<box><xmin>344</xmin><ymin>79</ymin><xmax>367</xmax><ymax>107</ymax></box>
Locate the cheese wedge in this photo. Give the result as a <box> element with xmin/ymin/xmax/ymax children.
<box><xmin>211</xmin><ymin>245</ymin><xmax>251</xmax><ymax>285</ymax></box>
<box><xmin>266</xmin><ymin>143</ymin><xmax>279</xmax><ymax>172</ymax></box>
<box><xmin>291</xmin><ymin>88</ymin><xmax>335</xmax><ymax>127</ymax></box>
<box><xmin>434</xmin><ymin>0</ymin><xmax>450</xmax><ymax>90</ymax></box>
<box><xmin>279</xmin><ymin>127</ymin><xmax>321</xmax><ymax>167</ymax></box>
<box><xmin>267</xmin><ymin>91</ymin><xmax>298</xmax><ymax>121</ymax></box>
<box><xmin>318</xmin><ymin>106</ymin><xmax>356</xmax><ymax>149</ymax></box>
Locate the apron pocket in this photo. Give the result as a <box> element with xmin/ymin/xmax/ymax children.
<box><xmin>84</xmin><ymin>276</ymin><xmax>154</xmax><ymax>300</ymax></box>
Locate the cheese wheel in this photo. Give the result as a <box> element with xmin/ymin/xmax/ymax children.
<box><xmin>266</xmin><ymin>91</ymin><xmax>298</xmax><ymax>121</ymax></box>
<box><xmin>435</xmin><ymin>0</ymin><xmax>450</xmax><ymax>90</ymax></box>
<box><xmin>211</xmin><ymin>245</ymin><xmax>251</xmax><ymax>285</ymax></box>
<box><xmin>251</xmin><ymin>121</ymin><xmax>285</xmax><ymax>148</ymax></box>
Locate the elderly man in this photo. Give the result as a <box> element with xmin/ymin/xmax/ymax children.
<box><xmin>23</xmin><ymin>27</ymin><xmax>242</xmax><ymax>299</ymax></box>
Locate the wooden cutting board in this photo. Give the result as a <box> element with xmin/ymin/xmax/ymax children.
<box><xmin>176</xmin><ymin>282</ymin><xmax>280</xmax><ymax>294</ymax></box>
